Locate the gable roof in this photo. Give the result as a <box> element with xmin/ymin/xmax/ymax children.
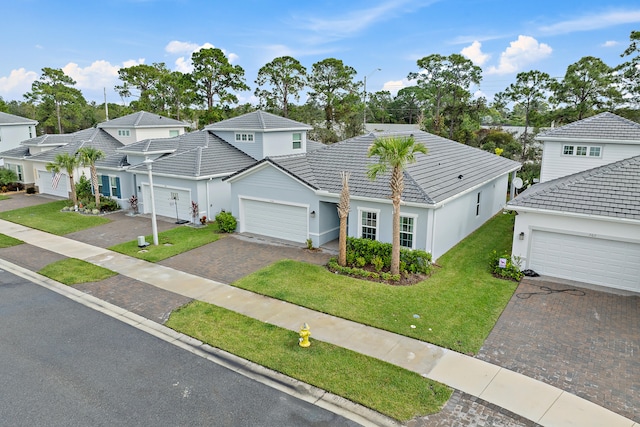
<box><xmin>536</xmin><ymin>112</ymin><xmax>640</xmax><ymax>143</ymax></box>
<box><xmin>28</xmin><ymin>128</ymin><xmax>124</xmax><ymax>163</ymax></box>
<box><xmin>205</xmin><ymin>110</ymin><xmax>312</xmax><ymax>132</ymax></box>
<box><xmin>97</xmin><ymin>111</ymin><xmax>187</xmax><ymax>129</ymax></box>
<box><xmin>0</xmin><ymin>111</ymin><xmax>37</xmax><ymax>126</ymax></box>
<box><xmin>507</xmin><ymin>155</ymin><xmax>640</xmax><ymax>221</ymax></box>
<box><xmin>126</xmin><ymin>130</ymin><xmax>256</xmax><ymax>178</ymax></box>
<box><xmin>229</xmin><ymin>130</ymin><xmax>521</xmax><ymax>205</ymax></box>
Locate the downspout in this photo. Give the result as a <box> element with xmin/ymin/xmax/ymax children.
<box><xmin>206</xmin><ymin>178</ymin><xmax>211</xmax><ymax>219</ymax></box>
<box><xmin>429</xmin><ymin>207</ymin><xmax>437</xmax><ymax>260</ymax></box>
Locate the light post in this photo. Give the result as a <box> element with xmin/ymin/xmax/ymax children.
<box><xmin>363</xmin><ymin>68</ymin><xmax>381</xmax><ymax>132</ymax></box>
<box><xmin>143</xmin><ymin>157</ymin><xmax>159</xmax><ymax>246</ymax></box>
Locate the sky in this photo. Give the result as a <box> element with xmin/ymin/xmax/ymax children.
<box><xmin>1</xmin><ymin>0</ymin><xmax>639</xmax><ymax>106</ymax></box>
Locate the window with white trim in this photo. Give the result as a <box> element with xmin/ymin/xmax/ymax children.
<box><xmin>118</xmin><ymin>129</ymin><xmax>130</xmax><ymax>137</ymax></box>
<box><xmin>292</xmin><ymin>132</ymin><xmax>302</xmax><ymax>149</ymax></box>
<box><xmin>110</xmin><ymin>176</ymin><xmax>118</xmax><ymax>197</ymax></box>
<box><xmin>400</xmin><ymin>216</ymin><xmax>415</xmax><ymax>249</ymax></box>
<box><xmin>562</xmin><ymin>145</ymin><xmax>601</xmax><ymax>157</ymax></box>
<box><xmin>6</xmin><ymin>163</ymin><xmax>23</xmax><ymax>181</ymax></box>
<box><xmin>360</xmin><ymin>210</ymin><xmax>378</xmax><ymax>240</ymax></box>
<box><xmin>235</xmin><ymin>132</ymin><xmax>254</xmax><ymax>142</ymax></box>
<box><xmin>169</xmin><ymin>130</ymin><xmax>179</xmax><ymax>137</ymax></box>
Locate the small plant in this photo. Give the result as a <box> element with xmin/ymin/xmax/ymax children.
<box><xmin>200</xmin><ymin>215</ymin><xmax>207</xmax><ymax>225</ymax></box>
<box><xmin>371</xmin><ymin>255</ymin><xmax>384</xmax><ymax>272</ymax></box>
<box><xmin>190</xmin><ymin>201</ymin><xmax>199</xmax><ymax>224</ymax></box>
<box><xmin>488</xmin><ymin>250</ymin><xmax>524</xmax><ymax>281</ymax></box>
<box><xmin>26</xmin><ymin>187</ymin><xmax>36</xmax><ymax>194</ymax></box>
<box><xmin>306</xmin><ymin>238</ymin><xmax>314</xmax><ymax>250</ymax></box>
<box><xmin>128</xmin><ymin>195</ymin><xmax>139</xmax><ymax>214</ymax></box>
<box><xmin>215</xmin><ymin>210</ymin><xmax>237</xmax><ymax>233</ymax></box>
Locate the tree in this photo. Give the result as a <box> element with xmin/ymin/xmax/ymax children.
<box><xmin>494</xmin><ymin>70</ymin><xmax>553</xmax><ymax>159</ymax></box>
<box><xmin>337</xmin><ymin>171</ymin><xmax>351</xmax><ymax>267</ymax></box>
<box><xmin>46</xmin><ymin>153</ymin><xmax>79</xmax><ymax>206</ymax></box>
<box><xmin>367</xmin><ymin>135</ymin><xmax>427</xmax><ymax>275</ymax></box>
<box><xmin>409</xmin><ymin>54</ymin><xmax>482</xmax><ymax>139</ymax></box>
<box><xmin>255</xmin><ymin>56</ymin><xmax>307</xmax><ymax>118</ymax></box>
<box><xmin>552</xmin><ymin>56</ymin><xmax>621</xmax><ymax>121</ymax></box>
<box><xmin>619</xmin><ymin>31</ymin><xmax>640</xmax><ymax>105</ymax></box>
<box><xmin>25</xmin><ymin>68</ymin><xmax>87</xmax><ymax>134</ymax></box>
<box><xmin>308</xmin><ymin>58</ymin><xmax>360</xmax><ymax>134</ymax></box>
<box><xmin>115</xmin><ymin>63</ymin><xmax>172</xmax><ymax>113</ymax></box>
<box><xmin>76</xmin><ymin>147</ymin><xmax>105</xmax><ymax>208</ymax></box>
<box><xmin>163</xmin><ymin>71</ymin><xmax>197</xmax><ymax>121</ymax></box>
<box><xmin>192</xmin><ymin>48</ymin><xmax>249</xmax><ymax>112</ymax></box>
<box><xmin>390</xmin><ymin>86</ymin><xmax>425</xmax><ymax>124</ymax></box>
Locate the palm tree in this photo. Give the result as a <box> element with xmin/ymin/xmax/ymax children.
<box><xmin>46</xmin><ymin>152</ymin><xmax>80</xmax><ymax>207</ymax></box>
<box><xmin>337</xmin><ymin>171</ymin><xmax>351</xmax><ymax>266</ymax></box>
<box><xmin>77</xmin><ymin>147</ymin><xmax>105</xmax><ymax>209</ymax></box>
<box><xmin>367</xmin><ymin>135</ymin><xmax>427</xmax><ymax>275</ymax></box>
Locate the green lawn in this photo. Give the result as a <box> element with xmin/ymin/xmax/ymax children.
<box><xmin>108</xmin><ymin>223</ymin><xmax>222</xmax><ymax>262</ymax></box>
<box><xmin>0</xmin><ymin>233</ymin><xmax>23</xmax><ymax>248</ymax></box>
<box><xmin>39</xmin><ymin>258</ymin><xmax>117</xmax><ymax>285</ymax></box>
<box><xmin>0</xmin><ymin>194</ymin><xmax>10</xmax><ymax>201</ymax></box>
<box><xmin>167</xmin><ymin>301</ymin><xmax>451</xmax><ymax>421</ymax></box>
<box><xmin>229</xmin><ymin>212</ymin><xmax>518</xmax><ymax>355</ymax></box>
<box><xmin>0</xmin><ymin>200</ymin><xmax>110</xmax><ymax>234</ymax></box>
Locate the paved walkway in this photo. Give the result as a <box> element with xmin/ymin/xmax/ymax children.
<box><xmin>0</xmin><ymin>218</ymin><xmax>635</xmax><ymax>427</ymax></box>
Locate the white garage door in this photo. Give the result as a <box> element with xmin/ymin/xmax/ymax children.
<box><xmin>241</xmin><ymin>199</ymin><xmax>308</xmax><ymax>243</ymax></box>
<box><xmin>37</xmin><ymin>169</ymin><xmax>69</xmax><ymax>198</ymax></box>
<box><xmin>529</xmin><ymin>230</ymin><xmax>640</xmax><ymax>292</ymax></box>
<box><xmin>142</xmin><ymin>185</ymin><xmax>191</xmax><ymax>221</ymax></box>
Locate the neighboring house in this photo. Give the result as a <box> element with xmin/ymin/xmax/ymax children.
<box><xmin>95</xmin><ymin>111</ymin><xmax>313</xmax><ymax>220</ymax></box>
<box><xmin>97</xmin><ymin>111</ymin><xmax>188</xmax><ymax>145</ymax></box>
<box><xmin>507</xmin><ymin>112</ymin><xmax>640</xmax><ymax>293</ymax></box>
<box><xmin>225</xmin><ymin>130</ymin><xmax>521</xmax><ymax>261</ymax></box>
<box><xmin>0</xmin><ymin>112</ymin><xmax>38</xmax><ymax>166</ymax></box>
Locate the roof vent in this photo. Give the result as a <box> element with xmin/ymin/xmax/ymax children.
<box><xmin>458</xmin><ymin>174</ymin><xmax>463</xmax><ymax>179</ymax></box>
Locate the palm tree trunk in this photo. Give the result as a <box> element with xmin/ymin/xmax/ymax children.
<box><xmin>91</xmin><ymin>166</ymin><xmax>101</xmax><ymax>208</ymax></box>
<box><xmin>69</xmin><ymin>173</ymin><xmax>78</xmax><ymax>207</ymax></box>
<box><xmin>390</xmin><ymin>167</ymin><xmax>403</xmax><ymax>275</ymax></box>
<box><xmin>337</xmin><ymin>172</ymin><xmax>350</xmax><ymax>266</ymax></box>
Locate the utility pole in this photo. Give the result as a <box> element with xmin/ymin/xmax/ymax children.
<box><xmin>363</xmin><ymin>68</ymin><xmax>381</xmax><ymax>133</ymax></box>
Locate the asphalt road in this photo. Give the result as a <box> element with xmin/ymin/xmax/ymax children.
<box><xmin>0</xmin><ymin>270</ymin><xmax>361</xmax><ymax>427</ymax></box>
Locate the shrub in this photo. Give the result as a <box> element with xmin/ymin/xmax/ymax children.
<box><xmin>99</xmin><ymin>196</ymin><xmax>120</xmax><ymax>212</ymax></box>
<box><xmin>128</xmin><ymin>195</ymin><xmax>139</xmax><ymax>214</ymax></box>
<box><xmin>488</xmin><ymin>250</ymin><xmax>523</xmax><ymax>281</ymax></box>
<box><xmin>26</xmin><ymin>187</ymin><xmax>36</xmax><ymax>194</ymax></box>
<box><xmin>215</xmin><ymin>210</ymin><xmax>237</xmax><ymax>233</ymax></box>
<box><xmin>371</xmin><ymin>255</ymin><xmax>384</xmax><ymax>272</ymax></box>
<box><xmin>345</xmin><ymin>237</ymin><xmax>432</xmax><ymax>275</ymax></box>
<box><xmin>76</xmin><ymin>174</ymin><xmax>92</xmax><ymax>201</ymax></box>
<box><xmin>0</xmin><ymin>168</ymin><xmax>18</xmax><ymax>186</ymax></box>
<box><xmin>190</xmin><ymin>201</ymin><xmax>199</xmax><ymax>224</ymax></box>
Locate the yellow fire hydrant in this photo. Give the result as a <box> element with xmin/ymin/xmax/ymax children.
<box><xmin>299</xmin><ymin>323</ymin><xmax>311</xmax><ymax>348</ymax></box>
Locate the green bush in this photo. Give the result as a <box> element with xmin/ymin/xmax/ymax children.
<box><xmin>488</xmin><ymin>250</ymin><xmax>523</xmax><ymax>281</ymax></box>
<box><xmin>215</xmin><ymin>210</ymin><xmax>237</xmax><ymax>233</ymax></box>
<box><xmin>345</xmin><ymin>237</ymin><xmax>432</xmax><ymax>275</ymax></box>
<box><xmin>0</xmin><ymin>168</ymin><xmax>18</xmax><ymax>186</ymax></box>
<box><xmin>76</xmin><ymin>175</ymin><xmax>92</xmax><ymax>201</ymax></box>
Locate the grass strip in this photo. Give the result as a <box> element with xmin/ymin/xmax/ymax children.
<box><xmin>38</xmin><ymin>258</ymin><xmax>117</xmax><ymax>285</ymax></box>
<box><xmin>108</xmin><ymin>223</ymin><xmax>221</xmax><ymax>262</ymax></box>
<box><xmin>0</xmin><ymin>200</ymin><xmax>110</xmax><ymax>235</ymax></box>
<box><xmin>0</xmin><ymin>233</ymin><xmax>23</xmax><ymax>248</ymax></box>
<box><xmin>231</xmin><ymin>213</ymin><xmax>518</xmax><ymax>354</ymax></box>
<box><xmin>167</xmin><ymin>300</ymin><xmax>451</xmax><ymax>421</ymax></box>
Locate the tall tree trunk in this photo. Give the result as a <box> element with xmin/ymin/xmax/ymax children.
<box><xmin>69</xmin><ymin>173</ymin><xmax>77</xmax><ymax>207</ymax></box>
<box><xmin>337</xmin><ymin>172</ymin><xmax>350</xmax><ymax>266</ymax></box>
<box><xmin>91</xmin><ymin>166</ymin><xmax>101</xmax><ymax>208</ymax></box>
<box><xmin>390</xmin><ymin>167</ymin><xmax>403</xmax><ymax>275</ymax></box>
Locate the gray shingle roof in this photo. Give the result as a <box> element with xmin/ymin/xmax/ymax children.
<box><xmin>0</xmin><ymin>112</ymin><xmax>37</xmax><ymax>125</ymax></box>
<box><xmin>255</xmin><ymin>130</ymin><xmax>521</xmax><ymax>205</ymax></box>
<box><xmin>536</xmin><ymin>112</ymin><xmax>640</xmax><ymax>142</ymax></box>
<box><xmin>205</xmin><ymin>110</ymin><xmax>312</xmax><ymax>132</ymax></box>
<box><xmin>507</xmin><ymin>155</ymin><xmax>640</xmax><ymax>220</ymax></box>
<box><xmin>21</xmin><ymin>133</ymin><xmax>70</xmax><ymax>147</ymax></box>
<box><xmin>127</xmin><ymin>130</ymin><xmax>256</xmax><ymax>178</ymax></box>
<box><xmin>28</xmin><ymin>128</ymin><xmax>124</xmax><ymax>163</ymax></box>
<box><xmin>97</xmin><ymin>111</ymin><xmax>187</xmax><ymax>129</ymax></box>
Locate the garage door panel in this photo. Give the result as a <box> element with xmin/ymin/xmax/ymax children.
<box><xmin>242</xmin><ymin>199</ymin><xmax>307</xmax><ymax>243</ymax></box>
<box><xmin>37</xmin><ymin>169</ymin><xmax>69</xmax><ymax>198</ymax></box>
<box><xmin>530</xmin><ymin>231</ymin><xmax>640</xmax><ymax>292</ymax></box>
<box><xmin>142</xmin><ymin>186</ymin><xmax>191</xmax><ymax>221</ymax></box>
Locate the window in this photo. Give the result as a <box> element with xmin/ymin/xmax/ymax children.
<box><xmin>169</xmin><ymin>130</ymin><xmax>179</xmax><ymax>137</ymax></box>
<box><xmin>292</xmin><ymin>132</ymin><xmax>302</xmax><ymax>149</ymax></box>
<box><xmin>235</xmin><ymin>132</ymin><xmax>254</xmax><ymax>142</ymax></box>
<box><xmin>562</xmin><ymin>144</ymin><xmax>601</xmax><ymax>157</ymax></box>
<box><xmin>476</xmin><ymin>192</ymin><xmax>481</xmax><ymax>216</ymax></box>
<box><xmin>110</xmin><ymin>177</ymin><xmax>119</xmax><ymax>197</ymax></box>
<box><xmin>360</xmin><ymin>210</ymin><xmax>378</xmax><ymax>240</ymax></box>
<box><xmin>400</xmin><ymin>216</ymin><xmax>415</xmax><ymax>249</ymax></box>
<box><xmin>29</xmin><ymin>126</ymin><xmax>33</xmax><ymax>138</ymax></box>
<box><xmin>6</xmin><ymin>163</ymin><xmax>23</xmax><ymax>181</ymax></box>
<box><xmin>118</xmin><ymin>129</ymin><xmax>130</xmax><ymax>137</ymax></box>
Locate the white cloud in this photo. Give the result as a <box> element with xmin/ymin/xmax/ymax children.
<box><xmin>0</xmin><ymin>68</ymin><xmax>39</xmax><ymax>99</ymax></box>
<box><xmin>487</xmin><ymin>35</ymin><xmax>552</xmax><ymax>75</ymax></box>
<box><xmin>602</xmin><ymin>40</ymin><xmax>619</xmax><ymax>47</ymax></box>
<box><xmin>63</xmin><ymin>59</ymin><xmax>145</xmax><ymax>91</ymax></box>
<box><xmin>539</xmin><ymin>10</ymin><xmax>640</xmax><ymax>35</ymax></box>
<box><xmin>165</xmin><ymin>40</ymin><xmax>238</xmax><ymax>72</ymax></box>
<box><xmin>382</xmin><ymin>79</ymin><xmax>410</xmax><ymax>95</ymax></box>
<box><xmin>461</xmin><ymin>41</ymin><xmax>490</xmax><ymax>66</ymax></box>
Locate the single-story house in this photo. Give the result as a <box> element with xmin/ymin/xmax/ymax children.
<box><xmin>508</xmin><ymin>112</ymin><xmax>640</xmax><ymax>292</ymax></box>
<box><xmin>225</xmin><ymin>130</ymin><xmax>521</xmax><ymax>261</ymax></box>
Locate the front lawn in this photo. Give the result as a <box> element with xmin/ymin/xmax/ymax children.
<box><xmin>0</xmin><ymin>194</ymin><xmax>10</xmax><ymax>201</ymax></box>
<box><xmin>108</xmin><ymin>223</ymin><xmax>222</xmax><ymax>262</ymax></box>
<box><xmin>167</xmin><ymin>301</ymin><xmax>451</xmax><ymax>421</ymax></box>
<box><xmin>39</xmin><ymin>258</ymin><xmax>117</xmax><ymax>285</ymax></box>
<box><xmin>230</xmin><ymin>212</ymin><xmax>518</xmax><ymax>354</ymax></box>
<box><xmin>0</xmin><ymin>200</ymin><xmax>110</xmax><ymax>234</ymax></box>
<box><xmin>0</xmin><ymin>233</ymin><xmax>23</xmax><ymax>248</ymax></box>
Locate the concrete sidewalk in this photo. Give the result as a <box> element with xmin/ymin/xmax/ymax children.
<box><xmin>0</xmin><ymin>219</ymin><xmax>636</xmax><ymax>427</ymax></box>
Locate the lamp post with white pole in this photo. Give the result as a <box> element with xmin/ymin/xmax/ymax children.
<box><xmin>143</xmin><ymin>157</ymin><xmax>159</xmax><ymax>246</ymax></box>
<box><xmin>363</xmin><ymin>68</ymin><xmax>381</xmax><ymax>132</ymax></box>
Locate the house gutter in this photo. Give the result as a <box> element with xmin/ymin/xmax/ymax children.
<box><xmin>537</xmin><ymin>136</ymin><xmax>640</xmax><ymax>145</ymax></box>
<box><xmin>126</xmin><ymin>169</ymin><xmax>231</xmax><ymax>181</ymax></box>
<box><xmin>506</xmin><ymin>204</ymin><xmax>640</xmax><ymax>225</ymax></box>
